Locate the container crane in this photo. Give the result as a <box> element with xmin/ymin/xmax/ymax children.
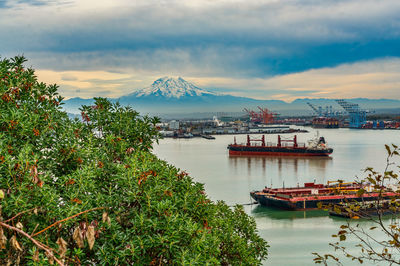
<box><xmin>335</xmin><ymin>99</ymin><xmax>366</xmax><ymax>128</ymax></box>
<box><xmin>307</xmin><ymin>102</ymin><xmax>335</xmax><ymax>117</ymax></box>
<box><xmin>307</xmin><ymin>102</ymin><xmax>322</xmax><ymax>116</ymax></box>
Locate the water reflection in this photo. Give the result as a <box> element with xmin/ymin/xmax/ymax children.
<box><xmin>229</xmin><ymin>156</ymin><xmax>332</xmax><ymax>185</ymax></box>
<box><xmin>251</xmin><ymin>205</ymin><xmax>328</xmax><ymax>220</ymax></box>
<box><xmin>251</xmin><ymin>203</ymin><xmax>398</xmax><ymax>222</ymax></box>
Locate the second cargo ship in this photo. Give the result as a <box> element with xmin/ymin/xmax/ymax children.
<box><xmin>227</xmin><ymin>134</ymin><xmax>333</xmax><ymax>156</ymax></box>
<box><xmin>250</xmin><ymin>181</ymin><xmax>398</xmax><ymax>211</ymax></box>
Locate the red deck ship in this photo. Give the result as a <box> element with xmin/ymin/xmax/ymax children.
<box><xmin>250</xmin><ymin>182</ymin><xmax>398</xmax><ymax>211</ymax></box>
<box><xmin>227</xmin><ymin>135</ymin><xmax>333</xmax><ymax>156</ymax></box>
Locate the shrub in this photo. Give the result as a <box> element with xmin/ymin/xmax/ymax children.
<box><xmin>0</xmin><ymin>56</ymin><xmax>268</xmax><ymax>265</ymax></box>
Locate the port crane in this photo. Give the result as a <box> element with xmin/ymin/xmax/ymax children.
<box><xmin>307</xmin><ymin>102</ymin><xmax>334</xmax><ymax>117</ymax></box>
<box><xmin>307</xmin><ymin>102</ymin><xmax>322</xmax><ymax>116</ymax></box>
<box><xmin>335</xmin><ymin>99</ymin><xmax>366</xmax><ymax>128</ymax></box>
<box><xmin>243</xmin><ymin>107</ymin><xmax>278</xmax><ymax>124</ymax></box>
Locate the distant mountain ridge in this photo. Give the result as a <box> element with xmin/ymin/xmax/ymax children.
<box><xmin>62</xmin><ymin>77</ymin><xmax>400</xmax><ymax>116</ymax></box>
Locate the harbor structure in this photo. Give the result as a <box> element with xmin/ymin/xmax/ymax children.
<box><xmin>336</xmin><ymin>99</ymin><xmax>367</xmax><ymax>128</ymax></box>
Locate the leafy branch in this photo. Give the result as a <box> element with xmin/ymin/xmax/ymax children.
<box><xmin>314</xmin><ymin>144</ymin><xmax>400</xmax><ymax>265</ymax></box>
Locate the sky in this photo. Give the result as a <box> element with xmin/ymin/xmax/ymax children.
<box><xmin>1</xmin><ymin>0</ymin><xmax>400</xmax><ymax>101</ymax></box>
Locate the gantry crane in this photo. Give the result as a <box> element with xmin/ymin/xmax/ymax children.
<box><xmin>307</xmin><ymin>102</ymin><xmax>335</xmax><ymax>117</ymax></box>
<box><xmin>243</xmin><ymin>108</ymin><xmax>261</xmax><ymax>123</ymax></box>
<box><xmin>307</xmin><ymin>102</ymin><xmax>322</xmax><ymax>116</ymax></box>
<box><xmin>335</xmin><ymin>99</ymin><xmax>366</xmax><ymax>128</ymax></box>
<box><xmin>244</xmin><ymin>107</ymin><xmax>278</xmax><ymax>124</ymax></box>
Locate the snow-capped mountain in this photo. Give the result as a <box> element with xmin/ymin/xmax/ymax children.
<box><xmin>116</xmin><ymin>76</ymin><xmax>273</xmax><ymax>112</ymax></box>
<box><xmin>130</xmin><ymin>77</ymin><xmax>217</xmax><ymax>99</ymax></box>
<box><xmin>64</xmin><ymin>76</ymin><xmax>271</xmax><ymax>114</ymax></box>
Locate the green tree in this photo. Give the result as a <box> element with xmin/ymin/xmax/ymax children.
<box><xmin>0</xmin><ymin>56</ymin><xmax>268</xmax><ymax>265</ymax></box>
<box><xmin>313</xmin><ymin>145</ymin><xmax>400</xmax><ymax>265</ymax></box>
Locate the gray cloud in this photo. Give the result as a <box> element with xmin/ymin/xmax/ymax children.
<box><xmin>0</xmin><ymin>0</ymin><xmax>71</xmax><ymax>9</ymax></box>
<box><xmin>2</xmin><ymin>0</ymin><xmax>400</xmax><ymax>100</ymax></box>
<box><xmin>1</xmin><ymin>0</ymin><xmax>400</xmax><ymax>77</ymax></box>
<box><xmin>23</xmin><ymin>47</ymin><xmax>257</xmax><ymax>77</ymax></box>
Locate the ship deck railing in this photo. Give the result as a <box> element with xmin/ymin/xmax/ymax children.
<box><xmin>234</xmin><ymin>142</ymin><xmax>306</xmax><ymax>147</ymax></box>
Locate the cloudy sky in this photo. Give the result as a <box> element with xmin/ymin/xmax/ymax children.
<box><xmin>1</xmin><ymin>0</ymin><xmax>400</xmax><ymax>101</ymax></box>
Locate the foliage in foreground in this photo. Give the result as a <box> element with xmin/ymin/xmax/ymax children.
<box><xmin>0</xmin><ymin>56</ymin><xmax>269</xmax><ymax>265</ymax></box>
<box><xmin>314</xmin><ymin>145</ymin><xmax>400</xmax><ymax>265</ymax></box>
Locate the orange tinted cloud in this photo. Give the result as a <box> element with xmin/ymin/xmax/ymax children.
<box><xmin>35</xmin><ymin>58</ymin><xmax>400</xmax><ymax>101</ymax></box>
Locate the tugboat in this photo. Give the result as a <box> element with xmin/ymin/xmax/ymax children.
<box><xmin>227</xmin><ymin>134</ymin><xmax>333</xmax><ymax>156</ymax></box>
<box><xmin>201</xmin><ymin>134</ymin><xmax>216</xmax><ymax>140</ymax></box>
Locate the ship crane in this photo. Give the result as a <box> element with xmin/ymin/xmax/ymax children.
<box><xmin>335</xmin><ymin>99</ymin><xmax>367</xmax><ymax>128</ymax></box>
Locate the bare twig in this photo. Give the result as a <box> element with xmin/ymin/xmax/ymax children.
<box><xmin>0</xmin><ymin>221</ymin><xmax>64</xmax><ymax>266</ymax></box>
<box><xmin>32</xmin><ymin>206</ymin><xmax>105</xmax><ymax>237</ymax></box>
<box><xmin>30</xmin><ymin>223</ymin><xmax>39</xmax><ymax>235</ymax></box>
<box><xmin>318</xmin><ymin>146</ymin><xmax>400</xmax><ymax>265</ymax></box>
<box><xmin>4</xmin><ymin>208</ymin><xmax>36</xmax><ymax>223</ymax></box>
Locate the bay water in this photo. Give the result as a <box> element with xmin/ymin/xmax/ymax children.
<box><xmin>153</xmin><ymin>128</ymin><xmax>400</xmax><ymax>265</ymax></box>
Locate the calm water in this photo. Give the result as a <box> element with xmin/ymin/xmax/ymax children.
<box><xmin>153</xmin><ymin>128</ymin><xmax>400</xmax><ymax>265</ymax></box>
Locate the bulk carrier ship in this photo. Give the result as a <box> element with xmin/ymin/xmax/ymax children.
<box><xmin>227</xmin><ymin>135</ymin><xmax>333</xmax><ymax>156</ymax></box>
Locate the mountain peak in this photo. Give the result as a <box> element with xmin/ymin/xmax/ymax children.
<box><xmin>133</xmin><ymin>77</ymin><xmax>216</xmax><ymax>99</ymax></box>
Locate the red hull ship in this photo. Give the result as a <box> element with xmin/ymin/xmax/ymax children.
<box><xmin>250</xmin><ymin>182</ymin><xmax>397</xmax><ymax>211</ymax></box>
<box><xmin>227</xmin><ymin>135</ymin><xmax>333</xmax><ymax>157</ymax></box>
